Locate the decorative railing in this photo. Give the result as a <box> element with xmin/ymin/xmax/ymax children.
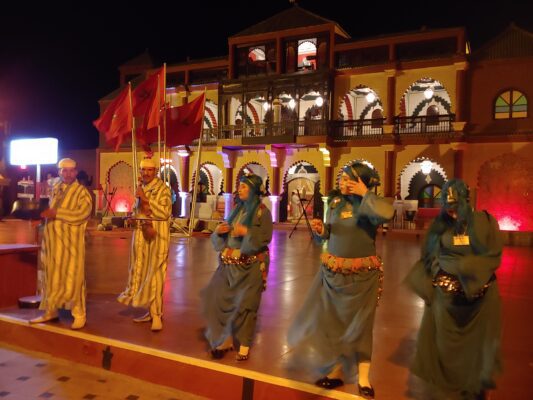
<box><xmin>330</xmin><ymin>119</ymin><xmax>384</xmax><ymax>141</ymax></box>
<box><xmin>394</xmin><ymin>114</ymin><xmax>455</xmax><ymax>135</ymax></box>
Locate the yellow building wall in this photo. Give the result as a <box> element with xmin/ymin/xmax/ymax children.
<box><xmin>233</xmin><ymin>149</ymin><xmax>273</xmax><ymax>191</ymax></box>
<box><xmin>462</xmin><ymin>142</ymin><xmax>533</xmax><ymax>187</ymax></box>
<box><xmin>395</xmin><ymin>65</ymin><xmax>457</xmax><ymax>114</ymax></box>
<box><xmin>99</xmin><ymin>150</ymin><xmax>166</xmax><ymax>186</ymax></box>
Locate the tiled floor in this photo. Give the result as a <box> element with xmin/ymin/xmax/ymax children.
<box><xmin>0</xmin><ymin>344</ymin><xmax>207</xmax><ymax>399</ymax></box>
<box><xmin>1</xmin><ymin>219</ymin><xmax>532</xmax><ymax>399</ymax></box>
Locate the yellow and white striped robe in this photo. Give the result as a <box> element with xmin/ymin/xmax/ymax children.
<box><xmin>40</xmin><ymin>180</ymin><xmax>92</xmax><ymax>316</ymax></box>
<box><xmin>118</xmin><ymin>177</ymin><xmax>171</xmax><ymax>316</ymax></box>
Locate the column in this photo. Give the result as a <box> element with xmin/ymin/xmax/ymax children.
<box><xmin>384</xmin><ymin>150</ymin><xmax>396</xmax><ymax>198</ymax></box>
<box><xmin>222</xmin><ymin>193</ymin><xmax>233</xmax><ymax>220</ymax></box>
<box><xmin>179</xmin><ymin>192</ymin><xmax>191</xmax><ymax>218</ymax></box>
<box><xmin>324</xmin><ymin>166</ymin><xmax>333</xmax><ymax>194</ymax></box>
<box><xmin>225</xmin><ymin>167</ymin><xmax>233</xmax><ymax>194</ymax></box>
<box><xmin>384</xmin><ymin>70</ymin><xmax>396</xmax><ymax>134</ymax></box>
<box><xmin>321</xmin><ymin>196</ymin><xmax>329</xmax><ymax>223</ymax></box>
<box><xmin>268</xmin><ymin>195</ymin><xmax>281</xmax><ymax>223</ymax></box>
<box><xmin>271</xmin><ymin>167</ymin><xmax>280</xmax><ymax>195</ymax></box>
<box><xmin>180</xmin><ymin>155</ymin><xmax>190</xmax><ymax>192</ymax></box>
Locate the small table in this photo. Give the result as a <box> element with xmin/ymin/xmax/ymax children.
<box><xmin>0</xmin><ymin>244</ymin><xmax>40</xmax><ymax>308</ymax></box>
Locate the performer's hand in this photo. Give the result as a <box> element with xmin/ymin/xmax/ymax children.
<box><xmin>40</xmin><ymin>208</ymin><xmax>57</xmax><ymax>219</ymax></box>
<box><xmin>311</xmin><ymin>218</ymin><xmax>324</xmax><ymax>235</ymax></box>
<box><xmin>346</xmin><ymin>178</ymin><xmax>368</xmax><ymax>197</ymax></box>
<box><xmin>216</xmin><ymin>222</ymin><xmax>231</xmax><ymax>234</ymax></box>
<box><xmin>231</xmin><ymin>223</ymin><xmax>248</xmax><ymax>237</ymax></box>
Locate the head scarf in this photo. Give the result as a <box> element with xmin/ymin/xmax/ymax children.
<box><xmin>227</xmin><ymin>174</ymin><xmax>266</xmax><ymax>227</ymax></box>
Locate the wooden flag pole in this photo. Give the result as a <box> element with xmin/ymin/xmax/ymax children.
<box><xmin>187</xmin><ymin>88</ymin><xmax>207</xmax><ymax>237</ymax></box>
<box><xmin>128</xmin><ymin>82</ymin><xmax>138</xmax><ymax>195</ymax></box>
<box><xmin>162</xmin><ymin>63</ymin><xmax>169</xmax><ymax>186</ymax></box>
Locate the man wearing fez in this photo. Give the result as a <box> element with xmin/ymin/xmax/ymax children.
<box><xmin>117</xmin><ymin>158</ymin><xmax>172</xmax><ymax>331</ymax></box>
<box><xmin>30</xmin><ymin>158</ymin><xmax>93</xmax><ymax>329</ymax></box>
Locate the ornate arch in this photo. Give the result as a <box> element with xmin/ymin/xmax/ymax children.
<box><xmin>398</xmin><ymin>157</ymin><xmax>448</xmax><ymax>200</ymax></box>
<box><xmin>399</xmin><ymin>77</ymin><xmax>452</xmax><ymax>118</ymax></box>
<box><xmin>335</xmin><ymin>159</ymin><xmax>378</xmax><ymax>187</ymax></box>
<box><xmin>235</xmin><ymin>161</ymin><xmax>270</xmax><ymax>193</ymax></box>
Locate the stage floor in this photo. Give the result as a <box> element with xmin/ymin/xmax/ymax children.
<box><xmin>0</xmin><ymin>219</ymin><xmax>532</xmax><ymax>399</ymax></box>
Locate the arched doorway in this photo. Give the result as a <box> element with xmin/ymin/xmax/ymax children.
<box><xmin>398</xmin><ymin>158</ymin><xmax>448</xmax><ymax>203</ymax></box>
<box><xmin>338</xmin><ymin>85</ymin><xmax>384</xmax><ymax>136</ymax></box>
<box><xmin>106</xmin><ymin>161</ymin><xmax>135</xmax><ymax>213</ymax></box>
<box><xmin>282</xmin><ymin>161</ymin><xmax>321</xmax><ymax>221</ymax></box>
<box><xmin>399</xmin><ymin>78</ymin><xmax>452</xmax><ymax>133</ymax></box>
<box><xmin>236</xmin><ymin>162</ymin><xmax>269</xmax><ymax>193</ymax></box>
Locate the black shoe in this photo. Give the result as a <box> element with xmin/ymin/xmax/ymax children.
<box><xmin>209</xmin><ymin>346</ymin><xmax>233</xmax><ymax>359</ymax></box>
<box><xmin>358</xmin><ymin>384</ymin><xmax>375</xmax><ymax>399</ymax></box>
<box><xmin>315</xmin><ymin>377</ymin><xmax>344</xmax><ymax>389</ymax></box>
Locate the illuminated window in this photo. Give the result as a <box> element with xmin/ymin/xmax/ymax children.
<box><xmin>494</xmin><ymin>90</ymin><xmax>528</xmax><ymax>119</ymax></box>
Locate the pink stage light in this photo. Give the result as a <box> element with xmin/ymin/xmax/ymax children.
<box><xmin>498</xmin><ymin>216</ymin><xmax>521</xmax><ymax>231</ymax></box>
<box><xmin>114</xmin><ymin>198</ymin><xmax>132</xmax><ymax>213</ymax></box>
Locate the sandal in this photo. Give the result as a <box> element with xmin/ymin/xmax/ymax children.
<box><xmin>235</xmin><ymin>352</ymin><xmax>249</xmax><ymax>361</ymax></box>
<box><xmin>315</xmin><ymin>377</ymin><xmax>344</xmax><ymax>389</ymax></box>
<box><xmin>210</xmin><ymin>346</ymin><xmax>234</xmax><ymax>359</ymax></box>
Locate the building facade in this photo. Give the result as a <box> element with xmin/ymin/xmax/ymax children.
<box><xmin>96</xmin><ymin>6</ymin><xmax>532</xmax><ymax>231</ymax></box>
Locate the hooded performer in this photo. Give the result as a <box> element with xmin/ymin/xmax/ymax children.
<box><xmin>405</xmin><ymin>179</ymin><xmax>503</xmax><ymax>400</ymax></box>
<box><xmin>117</xmin><ymin>157</ymin><xmax>172</xmax><ymax>331</ymax></box>
<box><xmin>287</xmin><ymin>161</ymin><xmax>394</xmax><ymax>399</ymax></box>
<box><xmin>201</xmin><ymin>173</ymin><xmax>273</xmax><ymax>361</ymax></box>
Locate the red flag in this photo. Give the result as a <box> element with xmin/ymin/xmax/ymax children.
<box><xmin>93</xmin><ymin>86</ymin><xmax>132</xmax><ymax>151</ymax></box>
<box><xmin>132</xmin><ymin>67</ymin><xmax>163</xmax><ymax>133</ymax></box>
<box><xmin>166</xmin><ymin>93</ymin><xmax>206</xmax><ymax>147</ymax></box>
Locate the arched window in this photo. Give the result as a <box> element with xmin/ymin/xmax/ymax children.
<box><xmin>426</xmin><ymin>105</ymin><xmax>439</xmax><ymax>125</ymax></box>
<box><xmin>494</xmin><ymin>89</ymin><xmax>528</xmax><ymax>119</ymax></box>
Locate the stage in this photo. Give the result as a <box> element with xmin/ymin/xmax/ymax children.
<box><xmin>0</xmin><ymin>219</ymin><xmax>532</xmax><ymax>399</ymax></box>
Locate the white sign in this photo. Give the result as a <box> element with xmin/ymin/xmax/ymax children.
<box><xmin>10</xmin><ymin>138</ymin><xmax>59</xmax><ymax>166</ymax></box>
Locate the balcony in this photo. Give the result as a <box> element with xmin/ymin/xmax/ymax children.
<box><xmin>394</xmin><ymin>114</ymin><xmax>455</xmax><ymax>136</ymax></box>
<box><xmin>330</xmin><ymin>119</ymin><xmax>385</xmax><ymax>142</ymax></box>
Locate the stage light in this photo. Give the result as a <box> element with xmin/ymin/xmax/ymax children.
<box><xmin>10</xmin><ymin>138</ymin><xmax>58</xmax><ymax>166</ymax></box>
<box><xmin>420</xmin><ymin>160</ymin><xmax>433</xmax><ymax>175</ymax></box>
<box><xmin>288</xmin><ymin>99</ymin><xmax>296</xmax><ymax>109</ymax></box>
<box><xmin>315</xmin><ymin>96</ymin><xmax>324</xmax><ymax>107</ymax></box>
<box><xmin>365</xmin><ymin>92</ymin><xmax>376</xmax><ymax>103</ymax></box>
<box><xmin>424</xmin><ymin>88</ymin><xmax>434</xmax><ymax>99</ymax></box>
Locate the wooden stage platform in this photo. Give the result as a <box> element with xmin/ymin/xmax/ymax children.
<box><xmin>0</xmin><ymin>219</ymin><xmax>532</xmax><ymax>399</ymax></box>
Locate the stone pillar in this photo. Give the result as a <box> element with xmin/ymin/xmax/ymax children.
<box><xmin>321</xmin><ymin>196</ymin><xmax>329</xmax><ymax>223</ymax></box>
<box><xmin>179</xmin><ymin>192</ymin><xmax>191</xmax><ymax>218</ymax></box>
<box><xmin>271</xmin><ymin>167</ymin><xmax>280</xmax><ymax>195</ymax></box>
<box><xmin>225</xmin><ymin>167</ymin><xmax>233</xmax><ymax>194</ymax></box>
<box><xmin>268</xmin><ymin>195</ymin><xmax>281</xmax><ymax>223</ymax></box>
<box><xmin>180</xmin><ymin>155</ymin><xmax>190</xmax><ymax>192</ymax></box>
<box><xmin>384</xmin><ymin>150</ymin><xmax>396</xmax><ymax>198</ymax></box>
<box><xmin>223</xmin><ymin>193</ymin><xmax>233</xmax><ymax>220</ymax></box>
<box><xmin>385</xmin><ymin>70</ymin><xmax>396</xmax><ymax>126</ymax></box>
<box><xmin>454</xmin><ymin>62</ymin><xmax>468</xmax><ymax>123</ymax></box>
<box><xmin>325</xmin><ymin>166</ymin><xmax>333</xmax><ymax>193</ymax></box>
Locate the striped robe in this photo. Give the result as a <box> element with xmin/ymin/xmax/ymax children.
<box><xmin>117</xmin><ymin>177</ymin><xmax>171</xmax><ymax>316</ymax></box>
<box><xmin>40</xmin><ymin>180</ymin><xmax>92</xmax><ymax>316</ymax></box>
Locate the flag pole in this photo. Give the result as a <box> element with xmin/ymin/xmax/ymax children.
<box><xmin>156</xmin><ymin>72</ymin><xmax>161</xmax><ymax>174</ymax></box>
<box><xmin>187</xmin><ymin>88</ymin><xmax>207</xmax><ymax>237</ymax></box>
<box><xmin>128</xmin><ymin>82</ymin><xmax>138</xmax><ymax>196</ymax></box>
<box><xmin>162</xmin><ymin>63</ymin><xmax>168</xmax><ymax>185</ymax></box>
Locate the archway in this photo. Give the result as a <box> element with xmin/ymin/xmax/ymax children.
<box><xmin>106</xmin><ymin>161</ymin><xmax>134</xmax><ymax>213</ymax></box>
<box><xmin>335</xmin><ymin>159</ymin><xmax>377</xmax><ymax>188</ymax></box>
<box><xmin>398</xmin><ymin>158</ymin><xmax>448</xmax><ymax>201</ymax></box>
<box><xmin>236</xmin><ymin>162</ymin><xmax>269</xmax><ymax>193</ymax></box>
<box><xmin>399</xmin><ymin>78</ymin><xmax>452</xmax><ymax>132</ymax></box>
<box><xmin>283</xmin><ymin>161</ymin><xmax>321</xmax><ymax>221</ymax></box>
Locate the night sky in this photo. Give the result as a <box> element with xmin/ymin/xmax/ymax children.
<box><xmin>1</xmin><ymin>0</ymin><xmax>531</xmax><ymax>150</ymax></box>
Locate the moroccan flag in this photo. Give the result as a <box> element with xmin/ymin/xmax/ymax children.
<box><xmin>132</xmin><ymin>67</ymin><xmax>163</xmax><ymax>133</ymax></box>
<box><xmin>166</xmin><ymin>93</ymin><xmax>206</xmax><ymax>147</ymax></box>
<box><xmin>93</xmin><ymin>86</ymin><xmax>132</xmax><ymax>151</ymax></box>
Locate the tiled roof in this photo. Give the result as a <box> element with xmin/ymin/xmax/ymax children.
<box><xmin>474</xmin><ymin>23</ymin><xmax>533</xmax><ymax>60</ymax></box>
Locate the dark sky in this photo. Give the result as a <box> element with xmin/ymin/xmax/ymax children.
<box><xmin>0</xmin><ymin>0</ymin><xmax>531</xmax><ymax>149</ymax></box>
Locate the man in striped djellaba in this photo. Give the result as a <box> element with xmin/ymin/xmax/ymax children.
<box><xmin>117</xmin><ymin>158</ymin><xmax>171</xmax><ymax>331</ymax></box>
<box><xmin>30</xmin><ymin>158</ymin><xmax>93</xmax><ymax>330</ymax></box>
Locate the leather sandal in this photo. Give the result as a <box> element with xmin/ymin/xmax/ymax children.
<box><xmin>235</xmin><ymin>352</ymin><xmax>249</xmax><ymax>361</ymax></box>
<box><xmin>210</xmin><ymin>346</ymin><xmax>233</xmax><ymax>359</ymax></box>
<box><xmin>315</xmin><ymin>377</ymin><xmax>344</xmax><ymax>389</ymax></box>
<box><xmin>358</xmin><ymin>384</ymin><xmax>375</xmax><ymax>399</ymax></box>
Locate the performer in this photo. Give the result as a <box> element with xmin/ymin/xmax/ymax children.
<box><xmin>117</xmin><ymin>158</ymin><xmax>171</xmax><ymax>331</ymax></box>
<box><xmin>202</xmin><ymin>174</ymin><xmax>272</xmax><ymax>361</ymax></box>
<box><xmin>288</xmin><ymin>162</ymin><xmax>393</xmax><ymax>399</ymax></box>
<box><xmin>405</xmin><ymin>179</ymin><xmax>503</xmax><ymax>400</ymax></box>
<box><xmin>290</xmin><ymin>190</ymin><xmax>300</xmax><ymax>220</ymax></box>
<box><xmin>30</xmin><ymin>158</ymin><xmax>92</xmax><ymax>330</ymax></box>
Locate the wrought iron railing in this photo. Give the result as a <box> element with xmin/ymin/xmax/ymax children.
<box><xmin>330</xmin><ymin>119</ymin><xmax>384</xmax><ymax>141</ymax></box>
<box><xmin>394</xmin><ymin>114</ymin><xmax>455</xmax><ymax>135</ymax></box>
